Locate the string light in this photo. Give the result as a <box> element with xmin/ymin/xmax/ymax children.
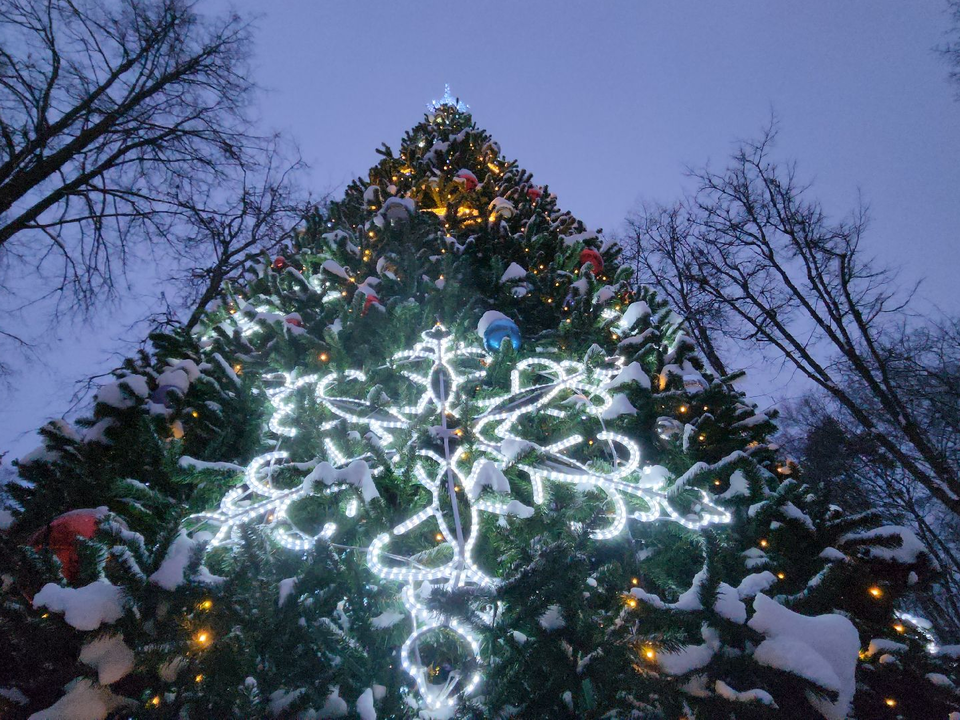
<box><xmin>884</xmin><ymin>698</ymin><xmax>897</xmax><ymax>708</ymax></box>
<box><xmin>868</xmin><ymin>586</ymin><xmax>883</xmax><ymax>598</ymax></box>
<box><xmin>187</xmin><ymin>325</ymin><xmax>731</xmax><ymax>710</ymax></box>
<box><xmin>194</xmin><ymin>630</ymin><xmax>212</xmax><ymax>646</ymax></box>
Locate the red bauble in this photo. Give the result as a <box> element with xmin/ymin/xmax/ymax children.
<box><xmin>526</xmin><ymin>186</ymin><xmax>542</xmax><ymax>201</ymax></box>
<box><xmin>284</xmin><ymin>314</ymin><xmax>303</xmax><ymax>327</ymax></box>
<box><xmin>361</xmin><ymin>293</ymin><xmax>381</xmax><ymax>316</ymax></box>
<box><xmin>579</xmin><ymin>248</ymin><xmax>604</xmax><ymax>274</ymax></box>
<box><xmin>30</xmin><ymin>509</ymin><xmax>104</xmax><ymax>583</ymax></box>
<box><xmin>272</xmin><ymin>256</ymin><xmax>288</xmax><ymax>271</ymax></box>
<box><xmin>455</xmin><ymin>169</ymin><xmax>479</xmax><ymax>192</ymax></box>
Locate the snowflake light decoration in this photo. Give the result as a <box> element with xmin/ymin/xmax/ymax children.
<box><xmin>188</xmin><ymin>326</ymin><xmax>730</xmax><ymax>710</ymax></box>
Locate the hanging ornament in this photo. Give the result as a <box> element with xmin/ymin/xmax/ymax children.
<box><xmin>526</xmin><ymin>186</ymin><xmax>542</xmax><ymax>201</ymax></box>
<box><xmin>455</xmin><ymin>169</ymin><xmax>479</xmax><ymax>191</ymax></box>
<box><xmin>488</xmin><ymin>197</ymin><xmax>516</xmax><ymax>220</ymax></box>
<box><xmin>150</xmin><ymin>384</ymin><xmax>183</xmax><ymax>409</ymax></box>
<box><xmin>362</xmin><ymin>293</ymin><xmax>382</xmax><ymax>317</ymax></box>
<box><xmin>579</xmin><ymin>248</ymin><xmax>604</xmax><ymax>274</ymax></box>
<box><xmin>362</xmin><ymin>184</ymin><xmax>382</xmax><ymax>209</ymax></box>
<box><xmin>382</xmin><ymin>197</ymin><xmax>416</xmax><ymax>222</ymax></box>
<box><xmin>30</xmin><ymin>508</ymin><xmax>109</xmax><ymax>584</ymax></box>
<box><xmin>272</xmin><ymin>256</ymin><xmax>288</xmax><ymax>271</ymax></box>
<box><xmin>478</xmin><ymin>311</ymin><xmax>521</xmax><ymax>352</ymax></box>
<box><xmin>284</xmin><ymin>313</ymin><xmax>304</xmax><ymax>328</ymax></box>
<box><xmin>655</xmin><ymin>416</ymin><xmax>684</xmax><ymax>442</ymax></box>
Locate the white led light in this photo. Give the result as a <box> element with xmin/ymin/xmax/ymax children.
<box><xmin>189</xmin><ymin>324</ymin><xmax>730</xmax><ymax>710</ymax></box>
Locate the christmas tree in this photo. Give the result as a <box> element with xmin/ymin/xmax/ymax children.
<box><xmin>2</xmin><ymin>88</ymin><xmax>958</xmax><ymax>719</ymax></box>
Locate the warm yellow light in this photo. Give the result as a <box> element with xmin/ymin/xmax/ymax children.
<box><xmin>776</xmin><ymin>572</ymin><xmax>785</xmax><ymax>580</ymax></box>
<box><xmin>368</xmin><ymin>231</ymin><xmax>375</xmax><ymax>238</ymax></box>
<box><xmin>198</xmin><ymin>599</ymin><xmax>213</xmax><ymax>611</ymax></box>
<box><xmin>149</xmin><ymin>695</ymin><xmax>161</xmax><ymax>707</ymax></box>
<box><xmin>868</xmin><ymin>586</ymin><xmax>883</xmax><ymax>598</ymax></box>
<box><xmin>698</xmin><ymin>434</ymin><xmax>706</xmax><ymax>441</ymax></box>
<box><xmin>319</xmin><ymin>352</ymin><xmax>329</xmax><ymax>362</ymax></box>
<box><xmin>191</xmin><ymin>410</ymin><xmax>199</xmax><ymax>418</ymax></box>
<box><xmin>679</xmin><ymin>405</ymin><xmax>688</xmax><ymax>413</ymax></box>
<box><xmin>195</xmin><ymin>674</ymin><xmax>204</xmax><ymax>683</ymax></box>
<box><xmin>626</xmin><ymin>598</ymin><xmax>638</xmax><ymax>608</ymax></box>
<box><xmin>643</xmin><ymin>647</ymin><xmax>656</xmax><ymax>660</ymax></box>
<box><xmin>713</xmin><ymin>479</ymin><xmax>722</xmax><ymax>486</ymax></box>
<box><xmin>884</xmin><ymin>698</ymin><xmax>897</xmax><ymax>708</ymax></box>
<box><xmin>631</xmin><ymin>577</ymin><xmax>639</xmax><ymax>585</ymax></box>
<box><xmin>233</xmin><ymin>364</ymin><xmax>242</xmax><ymax>374</ymax></box>
<box><xmin>759</xmin><ymin>539</ymin><xmax>769</xmax><ymax>548</ymax></box>
<box><xmin>435</xmin><ymin>533</ymin><xmax>444</xmax><ymax>542</ymax></box>
<box><xmin>195</xmin><ymin>630</ymin><xmax>212</xmax><ymax>646</ymax></box>
<box><xmin>893</xmin><ymin>623</ymin><xmax>905</xmax><ymax>633</ymax></box>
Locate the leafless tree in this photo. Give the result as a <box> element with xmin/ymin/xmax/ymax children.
<box><xmin>0</xmin><ymin>0</ymin><xmax>266</xmax><ymax>347</ymax></box>
<box><xmin>942</xmin><ymin>0</ymin><xmax>960</xmax><ymax>97</ymax></box>
<box><xmin>171</xmin><ymin>141</ymin><xmax>314</xmax><ymax>330</ymax></box>
<box><xmin>782</xmin><ymin>338</ymin><xmax>960</xmax><ymax>640</ymax></box>
<box><xmin>628</xmin><ymin>126</ymin><xmax>960</xmax><ymax>522</ymax></box>
<box><xmin>623</xmin><ymin>203</ymin><xmax>730</xmax><ymax>376</ymax></box>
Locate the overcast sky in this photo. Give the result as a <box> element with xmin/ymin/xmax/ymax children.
<box><xmin>2</xmin><ymin>1</ymin><xmax>958</xmax><ymax>460</ymax></box>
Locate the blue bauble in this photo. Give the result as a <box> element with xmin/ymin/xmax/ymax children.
<box><xmin>483</xmin><ymin>318</ymin><xmax>521</xmax><ymax>352</ymax></box>
<box><xmin>150</xmin><ymin>384</ymin><xmax>183</xmax><ymax>409</ymax></box>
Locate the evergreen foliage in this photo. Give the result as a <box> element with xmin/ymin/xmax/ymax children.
<box><xmin>1</xmin><ymin>95</ymin><xmax>957</xmax><ymax>719</ymax></box>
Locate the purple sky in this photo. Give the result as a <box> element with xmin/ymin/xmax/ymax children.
<box><xmin>3</xmin><ymin>1</ymin><xmax>959</xmax><ymax>460</ymax></box>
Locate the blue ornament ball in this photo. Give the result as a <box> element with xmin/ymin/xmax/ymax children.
<box><xmin>150</xmin><ymin>384</ymin><xmax>183</xmax><ymax>409</ymax></box>
<box><xmin>484</xmin><ymin>318</ymin><xmax>521</xmax><ymax>352</ymax></box>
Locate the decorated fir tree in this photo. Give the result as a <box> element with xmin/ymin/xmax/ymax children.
<box><xmin>2</xmin><ymin>88</ymin><xmax>958</xmax><ymax>719</ymax></box>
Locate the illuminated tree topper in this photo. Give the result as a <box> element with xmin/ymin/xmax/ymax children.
<box><xmin>187</xmin><ymin>325</ymin><xmax>730</xmax><ymax>710</ymax></box>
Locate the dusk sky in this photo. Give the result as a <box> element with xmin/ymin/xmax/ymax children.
<box><xmin>3</xmin><ymin>1</ymin><xmax>959</xmax><ymax>460</ymax></box>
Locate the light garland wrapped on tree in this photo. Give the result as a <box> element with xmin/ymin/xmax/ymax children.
<box><xmin>1</xmin><ymin>88</ymin><xmax>956</xmax><ymax>720</ymax></box>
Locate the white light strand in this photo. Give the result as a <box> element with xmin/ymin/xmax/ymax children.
<box><xmin>188</xmin><ymin>325</ymin><xmax>731</xmax><ymax>710</ymax></box>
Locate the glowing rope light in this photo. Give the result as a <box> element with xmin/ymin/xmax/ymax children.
<box><xmin>188</xmin><ymin>325</ymin><xmax>730</xmax><ymax>710</ymax></box>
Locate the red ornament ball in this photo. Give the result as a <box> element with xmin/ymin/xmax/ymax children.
<box><xmin>30</xmin><ymin>509</ymin><xmax>105</xmax><ymax>583</ymax></box>
<box><xmin>361</xmin><ymin>293</ymin><xmax>381</xmax><ymax>316</ymax></box>
<box><xmin>579</xmin><ymin>248</ymin><xmax>604</xmax><ymax>274</ymax></box>
<box><xmin>284</xmin><ymin>314</ymin><xmax>303</xmax><ymax>328</ymax></box>
<box><xmin>526</xmin><ymin>186</ymin><xmax>542</xmax><ymax>201</ymax></box>
<box><xmin>455</xmin><ymin>168</ymin><xmax>479</xmax><ymax>192</ymax></box>
<box><xmin>272</xmin><ymin>256</ymin><xmax>288</xmax><ymax>271</ymax></box>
